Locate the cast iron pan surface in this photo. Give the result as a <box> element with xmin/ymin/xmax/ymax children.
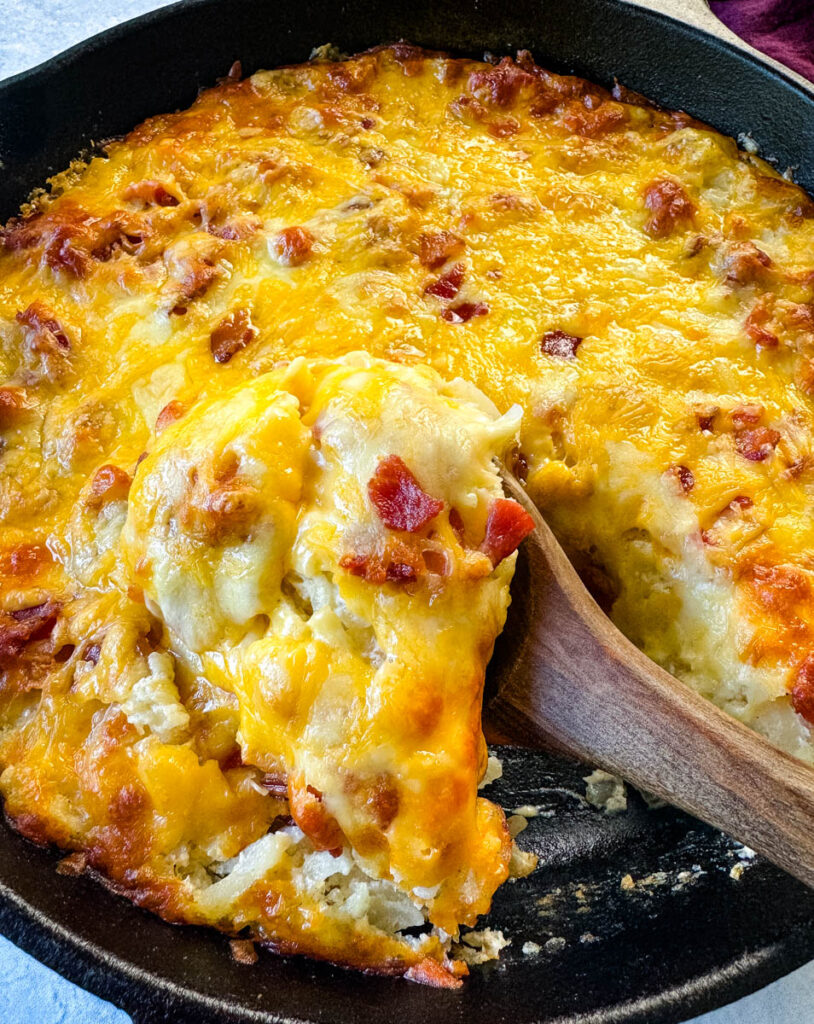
<box><xmin>1</xmin><ymin>1</ymin><xmax>814</xmax><ymax>1021</ymax></box>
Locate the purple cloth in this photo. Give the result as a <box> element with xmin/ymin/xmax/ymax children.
<box><xmin>710</xmin><ymin>0</ymin><xmax>814</xmax><ymax>82</ymax></box>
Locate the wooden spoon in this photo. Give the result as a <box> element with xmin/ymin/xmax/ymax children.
<box><xmin>486</xmin><ymin>470</ymin><xmax>814</xmax><ymax>889</ymax></box>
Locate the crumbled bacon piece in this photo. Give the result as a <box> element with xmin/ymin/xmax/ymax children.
<box><xmin>745</xmin><ymin>298</ymin><xmax>779</xmax><ymax>350</ymax></box>
<box><xmin>792</xmin><ymin>654</ymin><xmax>814</xmax><ymax>725</ymax></box>
<box><xmin>44</xmin><ymin>225</ymin><xmax>89</xmax><ymax>277</ymax></box>
<box><xmin>368</xmin><ymin>455</ymin><xmax>443</xmax><ymax>532</ymax></box>
<box><xmin>82</xmin><ymin>643</ymin><xmax>101</xmax><ymax>665</ymax></box>
<box><xmin>480</xmin><ymin>498</ymin><xmax>535</xmax><ymax>566</ymax></box>
<box><xmin>230</xmin><ymin>940</ymin><xmax>258</xmax><ymax>966</ymax></box>
<box><xmin>405</xmin><ymin>957</ymin><xmax>466</xmax><ymax>989</ymax></box>
<box><xmin>16</xmin><ymin>301</ymin><xmax>71</xmax><ymax>352</ymax></box>
<box><xmin>696</xmin><ymin>409</ymin><xmax>717</xmax><ymax>432</ymax></box>
<box><xmin>391</xmin><ymin>43</ymin><xmax>425</xmax><ymax>76</ymax></box>
<box><xmin>735</xmin><ymin>427</ymin><xmax>780</xmax><ymax>462</ymax></box>
<box><xmin>273</xmin><ymin>226</ymin><xmax>314</xmax><ymax>266</ymax></box>
<box><xmin>210</xmin><ymin>308</ymin><xmax>257</xmax><ymax>364</ymax></box>
<box><xmin>509</xmin><ymin>448</ymin><xmax>529</xmax><ymax>482</ymax></box>
<box><xmin>0</xmin><ymin>601</ymin><xmax>60</xmax><ymax>663</ymax></box>
<box><xmin>288</xmin><ymin>781</ymin><xmax>344</xmax><ymax>852</ymax></box>
<box><xmin>541</xmin><ymin>330</ymin><xmax>582</xmax><ymax>359</ymax></box>
<box><xmin>442</xmin><ymin>301</ymin><xmax>489</xmax><ymax>324</ymax></box>
<box><xmin>87</xmin><ymin>464</ymin><xmax>132</xmax><ymax>509</ymax></box>
<box><xmin>123</xmin><ymin>180</ymin><xmax>180</xmax><ymax>207</ymax></box>
<box><xmin>155</xmin><ymin>400</ymin><xmax>186</xmax><ymax>433</ymax></box>
<box><xmin>561</xmin><ymin>101</ymin><xmax>626</xmax><ymax>138</ymax></box>
<box><xmin>723</xmin><ymin>241</ymin><xmax>772</xmax><ymax>285</ymax></box>
<box><xmin>448</xmin><ymin>508</ymin><xmax>466</xmax><ymax>542</ymax></box>
<box><xmin>424</xmin><ymin>263</ymin><xmax>464</xmax><ymax>300</ymax></box>
<box><xmin>730</xmin><ymin>404</ymin><xmax>764</xmax><ymax>429</ymax></box>
<box><xmin>260</xmin><ymin>772</ymin><xmax>288</xmax><ymax>798</ymax></box>
<box><xmin>468</xmin><ymin>58</ymin><xmax>537</xmax><ymax>107</ymax></box>
<box><xmin>667</xmin><ymin>464</ymin><xmax>695</xmax><ymax>493</ymax></box>
<box><xmin>0</xmin><ymin>543</ymin><xmax>52</xmax><ymax>579</ymax></box>
<box><xmin>642</xmin><ymin>178</ymin><xmax>695</xmax><ymax>238</ymax></box>
<box><xmin>0</xmin><ymin>387</ymin><xmax>32</xmax><ymax>428</ymax></box>
<box><xmin>418</xmin><ymin>230</ymin><xmax>465</xmax><ymax>269</ymax></box>
<box><xmin>179</xmin><ymin>258</ymin><xmax>220</xmax><ymax>302</ymax></box>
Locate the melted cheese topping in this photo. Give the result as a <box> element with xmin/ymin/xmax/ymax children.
<box><xmin>2</xmin><ymin>44</ymin><xmax>814</xmax><ymax>978</ymax></box>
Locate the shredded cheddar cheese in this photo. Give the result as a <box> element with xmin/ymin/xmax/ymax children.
<box><xmin>2</xmin><ymin>44</ymin><xmax>814</xmax><ymax>980</ymax></box>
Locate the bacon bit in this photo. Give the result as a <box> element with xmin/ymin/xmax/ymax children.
<box><xmin>418</xmin><ymin>230</ymin><xmax>465</xmax><ymax>269</ymax></box>
<box><xmin>667</xmin><ymin>464</ymin><xmax>695</xmax><ymax>493</ymax></box>
<box><xmin>16</xmin><ymin>301</ymin><xmax>71</xmax><ymax>352</ymax></box>
<box><xmin>207</xmin><ymin>218</ymin><xmax>261</xmax><ymax>242</ymax></box>
<box><xmin>789</xmin><ymin>303</ymin><xmax>814</xmax><ymax>330</ymax></box>
<box><xmin>730</xmin><ymin>404</ymin><xmax>764</xmax><ymax>429</ymax></box>
<box><xmin>86</xmin><ymin>464</ymin><xmax>131</xmax><ymax>509</ymax></box>
<box><xmin>735</xmin><ymin>427</ymin><xmax>780</xmax><ymax>462</ymax></box>
<box><xmin>792</xmin><ymin>654</ymin><xmax>814</xmax><ymax>726</ymax></box>
<box><xmin>180</xmin><ymin>259</ymin><xmax>220</xmax><ymax>302</ymax></box>
<box><xmin>541</xmin><ymin>330</ymin><xmax>582</xmax><ymax>359</ymax></box>
<box><xmin>723</xmin><ymin>241</ymin><xmax>772</xmax><ymax>285</ymax></box>
<box><xmin>82</xmin><ymin>643</ymin><xmax>101</xmax><ymax>665</ymax></box>
<box><xmin>210</xmin><ymin>308</ymin><xmax>257</xmax><ymax>364</ymax></box>
<box><xmin>155</xmin><ymin>400</ymin><xmax>186</xmax><ymax>433</ymax></box>
<box><xmin>442</xmin><ymin>301</ymin><xmax>489</xmax><ymax>324</ymax></box>
<box><xmin>468</xmin><ymin>58</ymin><xmax>537</xmax><ymax>107</ymax></box>
<box><xmin>386</xmin><ymin>561</ymin><xmax>419</xmax><ymax>582</ymax></box>
<box><xmin>448</xmin><ymin>508</ymin><xmax>466</xmax><ymax>542</ymax></box>
<box><xmin>561</xmin><ymin>101</ymin><xmax>626</xmax><ymax>138</ymax></box>
<box><xmin>0</xmin><ymin>543</ymin><xmax>52</xmax><ymax>578</ymax></box>
<box><xmin>364</xmin><ymin>774</ymin><xmax>399</xmax><ymax>830</ymax></box>
<box><xmin>123</xmin><ymin>180</ymin><xmax>180</xmax><ymax>207</ymax></box>
<box><xmin>0</xmin><ymin>387</ymin><xmax>32</xmax><ymax>428</ymax></box>
<box><xmin>0</xmin><ymin>601</ymin><xmax>60</xmax><ymax>662</ymax></box>
<box><xmin>391</xmin><ymin>43</ymin><xmax>425</xmax><ymax>77</ymax></box>
<box><xmin>424</xmin><ymin>263</ymin><xmax>464</xmax><ymax>300</ymax></box>
<box><xmin>421</xmin><ymin>548</ymin><xmax>449</xmax><ymax>576</ymax></box>
<box><xmin>642</xmin><ymin>178</ymin><xmax>695</xmax><ymax>238</ymax></box>
<box><xmin>230</xmin><ymin>940</ymin><xmax>258</xmax><ymax>966</ymax></box>
<box><xmin>368</xmin><ymin>455</ymin><xmax>443</xmax><ymax>532</ymax></box>
<box><xmin>509</xmin><ymin>448</ymin><xmax>529</xmax><ymax>482</ymax></box>
<box><xmin>745</xmin><ymin>298</ymin><xmax>779</xmax><ymax>350</ymax></box>
<box><xmin>273</xmin><ymin>226</ymin><xmax>314</xmax><ymax>266</ymax></box>
<box><xmin>326</xmin><ymin>60</ymin><xmax>375</xmax><ymax>94</ymax></box>
<box><xmin>288</xmin><ymin>781</ymin><xmax>344</xmax><ymax>852</ymax></box>
<box><xmin>405</xmin><ymin>958</ymin><xmax>466</xmax><ymax>989</ymax></box>
<box><xmin>487</xmin><ymin>118</ymin><xmax>520</xmax><ymax>138</ymax></box>
<box><xmin>360</xmin><ymin>117</ymin><xmax>375</xmax><ymax>130</ymax></box>
<box><xmin>700</xmin><ymin>494</ymin><xmax>754</xmax><ymax>545</ymax></box>
<box><xmin>480</xmin><ymin>498</ymin><xmax>535</xmax><ymax>566</ymax></box>
<box><xmin>259</xmin><ymin>772</ymin><xmax>288</xmax><ymax>798</ymax></box>
<box><xmin>44</xmin><ymin>225</ymin><xmax>89</xmax><ymax>277</ymax></box>
<box><xmin>697</xmin><ymin>410</ymin><xmax>717</xmax><ymax>432</ymax></box>
<box><xmin>55</xmin><ymin>851</ymin><xmax>88</xmax><ymax>877</ymax></box>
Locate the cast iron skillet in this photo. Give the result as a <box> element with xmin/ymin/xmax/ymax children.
<box><xmin>1</xmin><ymin>1</ymin><xmax>814</xmax><ymax>1021</ymax></box>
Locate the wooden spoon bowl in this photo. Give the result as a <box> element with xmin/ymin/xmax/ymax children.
<box><xmin>486</xmin><ymin>470</ymin><xmax>814</xmax><ymax>889</ymax></box>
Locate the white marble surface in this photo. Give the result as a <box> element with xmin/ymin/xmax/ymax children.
<box><xmin>0</xmin><ymin>1</ymin><xmax>812</xmax><ymax>1021</ymax></box>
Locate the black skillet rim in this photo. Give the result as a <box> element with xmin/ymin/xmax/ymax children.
<box><xmin>0</xmin><ymin>0</ymin><xmax>813</xmax><ymax>1021</ymax></box>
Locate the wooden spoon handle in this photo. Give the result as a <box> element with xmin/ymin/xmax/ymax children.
<box><xmin>489</xmin><ymin>474</ymin><xmax>814</xmax><ymax>889</ymax></box>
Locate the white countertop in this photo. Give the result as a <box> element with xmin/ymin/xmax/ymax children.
<box><xmin>0</xmin><ymin>1</ymin><xmax>811</xmax><ymax>1021</ymax></box>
